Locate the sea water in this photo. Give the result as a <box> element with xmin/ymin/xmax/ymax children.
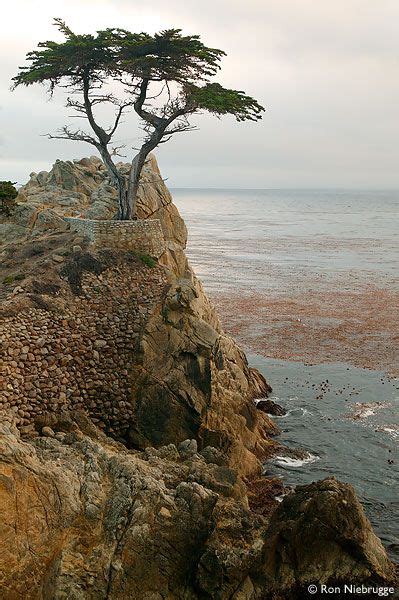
<box><xmin>172</xmin><ymin>188</ymin><xmax>399</xmax><ymax>559</ymax></box>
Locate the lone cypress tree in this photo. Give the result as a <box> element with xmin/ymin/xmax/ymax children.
<box><xmin>12</xmin><ymin>19</ymin><xmax>264</xmax><ymax>220</ymax></box>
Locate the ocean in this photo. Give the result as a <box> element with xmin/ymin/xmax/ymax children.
<box><xmin>172</xmin><ymin>187</ymin><xmax>399</xmax><ymax>560</ymax></box>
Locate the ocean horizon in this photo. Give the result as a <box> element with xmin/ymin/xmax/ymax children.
<box><xmin>172</xmin><ymin>186</ymin><xmax>399</xmax><ymax>191</ymax></box>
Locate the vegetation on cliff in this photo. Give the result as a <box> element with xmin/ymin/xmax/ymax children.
<box><xmin>0</xmin><ymin>181</ymin><xmax>18</xmax><ymax>216</ymax></box>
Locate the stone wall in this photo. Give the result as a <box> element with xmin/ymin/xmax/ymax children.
<box><xmin>1</xmin><ymin>261</ymin><xmax>169</xmax><ymax>439</ymax></box>
<box><xmin>65</xmin><ymin>217</ymin><xmax>166</xmax><ymax>258</ymax></box>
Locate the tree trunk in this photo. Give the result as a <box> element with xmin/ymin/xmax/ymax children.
<box><xmin>126</xmin><ymin>128</ymin><xmax>164</xmax><ymax>219</ymax></box>
<box><xmin>118</xmin><ymin>177</ymin><xmax>128</xmax><ymax>220</ymax></box>
<box><xmin>97</xmin><ymin>145</ymin><xmax>127</xmax><ymax>219</ymax></box>
<box><xmin>126</xmin><ymin>150</ymin><xmax>148</xmax><ymax>220</ymax></box>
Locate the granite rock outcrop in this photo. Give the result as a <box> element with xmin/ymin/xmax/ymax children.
<box><xmin>0</xmin><ymin>417</ymin><xmax>395</xmax><ymax>599</ymax></box>
<box><xmin>0</xmin><ymin>155</ymin><xmax>396</xmax><ymax>598</ymax></box>
<box><xmin>259</xmin><ymin>477</ymin><xmax>396</xmax><ymax>596</ymax></box>
<box><xmin>1</xmin><ymin>155</ymin><xmax>275</xmax><ymax>478</ymax></box>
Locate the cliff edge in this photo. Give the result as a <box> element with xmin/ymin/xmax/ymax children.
<box><xmin>1</xmin><ymin>155</ymin><xmax>276</xmax><ymax>478</ymax></box>
<box><xmin>0</xmin><ymin>156</ymin><xmax>396</xmax><ymax>598</ymax></box>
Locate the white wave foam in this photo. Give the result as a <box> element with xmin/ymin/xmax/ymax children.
<box><xmin>273</xmin><ymin>453</ymin><xmax>319</xmax><ymax>468</ymax></box>
<box><xmin>275</xmin><ymin>494</ymin><xmax>286</xmax><ymax>503</ymax></box>
<box><xmin>291</xmin><ymin>407</ymin><xmax>312</xmax><ymax>416</ymax></box>
<box><xmin>349</xmin><ymin>402</ymin><xmax>390</xmax><ymax>420</ymax></box>
<box><xmin>301</xmin><ymin>408</ymin><xmax>313</xmax><ymax>416</ymax></box>
<box><xmin>376</xmin><ymin>426</ymin><xmax>399</xmax><ymax>439</ymax></box>
<box><xmin>254</xmin><ymin>396</ymin><xmax>280</xmax><ymax>404</ymax></box>
<box><xmin>362</xmin><ymin>408</ymin><xmax>376</xmax><ymax>418</ymax></box>
<box><xmin>253</xmin><ymin>397</ymin><xmax>266</xmax><ymax>404</ymax></box>
<box><xmin>272</xmin><ymin>406</ymin><xmax>314</xmax><ymax>419</ymax></box>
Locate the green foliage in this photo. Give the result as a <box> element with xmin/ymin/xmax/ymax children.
<box><xmin>0</xmin><ymin>180</ymin><xmax>18</xmax><ymax>200</ymax></box>
<box><xmin>3</xmin><ymin>275</ymin><xmax>15</xmax><ymax>285</ymax></box>
<box><xmin>187</xmin><ymin>82</ymin><xmax>264</xmax><ymax>121</ymax></box>
<box><xmin>137</xmin><ymin>253</ymin><xmax>157</xmax><ymax>268</ymax></box>
<box><xmin>114</xmin><ymin>28</ymin><xmax>225</xmax><ymax>83</ymax></box>
<box><xmin>12</xmin><ymin>20</ymin><xmax>264</xmax><ymax>123</ymax></box>
<box><xmin>0</xmin><ymin>181</ymin><xmax>18</xmax><ymax>216</ymax></box>
<box><xmin>11</xmin><ymin>19</ymin><xmax>117</xmax><ymax>91</ymax></box>
<box><xmin>128</xmin><ymin>250</ymin><xmax>157</xmax><ymax>267</ymax></box>
<box><xmin>11</xmin><ymin>22</ymin><xmax>224</xmax><ymax>91</ymax></box>
<box><xmin>11</xmin><ymin>20</ymin><xmax>265</xmax><ymax>220</ymax></box>
<box><xmin>2</xmin><ymin>274</ymin><xmax>25</xmax><ymax>285</ymax></box>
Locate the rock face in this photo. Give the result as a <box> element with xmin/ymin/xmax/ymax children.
<box><xmin>0</xmin><ymin>419</ymin><xmax>395</xmax><ymax>600</ymax></box>
<box><xmin>259</xmin><ymin>477</ymin><xmax>396</xmax><ymax>596</ymax></box>
<box><xmin>1</xmin><ymin>155</ymin><xmax>275</xmax><ymax>478</ymax></box>
<box><xmin>0</xmin><ymin>417</ymin><xmax>222</xmax><ymax>599</ymax></box>
<box><xmin>129</xmin><ymin>276</ymin><xmax>277</xmax><ymax>476</ymax></box>
<box><xmin>0</xmin><ymin>155</ymin><xmax>396</xmax><ymax>598</ymax></box>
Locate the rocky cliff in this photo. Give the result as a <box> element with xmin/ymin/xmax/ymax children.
<box><xmin>0</xmin><ymin>415</ymin><xmax>395</xmax><ymax>599</ymax></box>
<box><xmin>0</xmin><ymin>156</ymin><xmax>396</xmax><ymax>598</ymax></box>
<box><xmin>1</xmin><ymin>155</ymin><xmax>278</xmax><ymax>479</ymax></box>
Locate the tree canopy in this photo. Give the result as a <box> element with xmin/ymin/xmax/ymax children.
<box><xmin>13</xmin><ymin>20</ymin><xmax>265</xmax><ymax>219</ymax></box>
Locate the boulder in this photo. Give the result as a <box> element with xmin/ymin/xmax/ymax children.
<box><xmin>32</xmin><ymin>208</ymin><xmax>69</xmax><ymax>234</ymax></box>
<box><xmin>256</xmin><ymin>399</ymin><xmax>286</xmax><ymax>416</ymax></box>
<box><xmin>0</xmin><ymin>203</ymin><xmax>69</xmax><ymax>244</ymax></box>
<box><xmin>259</xmin><ymin>477</ymin><xmax>396</xmax><ymax>593</ymax></box>
<box><xmin>0</xmin><ymin>222</ymin><xmax>27</xmax><ymax>244</ymax></box>
<box><xmin>8</xmin><ymin>203</ymin><xmax>38</xmax><ymax>227</ymax></box>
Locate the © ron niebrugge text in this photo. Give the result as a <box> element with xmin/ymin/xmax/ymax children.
<box><xmin>307</xmin><ymin>584</ymin><xmax>396</xmax><ymax>596</ymax></box>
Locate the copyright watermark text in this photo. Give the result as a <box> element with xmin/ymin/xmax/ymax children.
<box><xmin>307</xmin><ymin>584</ymin><xmax>395</xmax><ymax>597</ymax></box>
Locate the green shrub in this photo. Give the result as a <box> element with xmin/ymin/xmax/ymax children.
<box><xmin>3</xmin><ymin>275</ymin><xmax>15</xmax><ymax>284</ymax></box>
<box><xmin>2</xmin><ymin>273</ymin><xmax>25</xmax><ymax>285</ymax></box>
<box><xmin>129</xmin><ymin>250</ymin><xmax>157</xmax><ymax>268</ymax></box>
<box><xmin>139</xmin><ymin>253</ymin><xmax>157</xmax><ymax>268</ymax></box>
<box><xmin>0</xmin><ymin>181</ymin><xmax>18</xmax><ymax>216</ymax></box>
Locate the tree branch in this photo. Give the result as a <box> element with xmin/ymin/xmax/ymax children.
<box><xmin>82</xmin><ymin>75</ymin><xmax>111</xmax><ymax>145</ymax></box>
<box><xmin>110</xmin><ymin>144</ymin><xmax>127</xmax><ymax>157</ymax></box>
<box><xmin>108</xmin><ymin>101</ymin><xmax>133</xmax><ymax>138</ymax></box>
<box><xmin>44</xmin><ymin>125</ymin><xmax>98</xmax><ymax>146</ymax></box>
<box><xmin>133</xmin><ymin>78</ymin><xmax>167</xmax><ymax>129</ymax></box>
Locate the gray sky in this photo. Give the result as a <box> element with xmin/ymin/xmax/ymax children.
<box><xmin>1</xmin><ymin>0</ymin><xmax>399</xmax><ymax>188</ymax></box>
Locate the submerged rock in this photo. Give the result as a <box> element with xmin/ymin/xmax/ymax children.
<box><xmin>256</xmin><ymin>398</ymin><xmax>286</xmax><ymax>416</ymax></box>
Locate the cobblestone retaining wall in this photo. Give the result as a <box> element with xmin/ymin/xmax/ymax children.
<box><xmin>1</xmin><ymin>263</ymin><xmax>168</xmax><ymax>438</ymax></box>
<box><xmin>65</xmin><ymin>218</ymin><xmax>166</xmax><ymax>258</ymax></box>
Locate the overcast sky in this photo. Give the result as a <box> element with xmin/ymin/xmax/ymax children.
<box><xmin>1</xmin><ymin>0</ymin><xmax>399</xmax><ymax>188</ymax></box>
